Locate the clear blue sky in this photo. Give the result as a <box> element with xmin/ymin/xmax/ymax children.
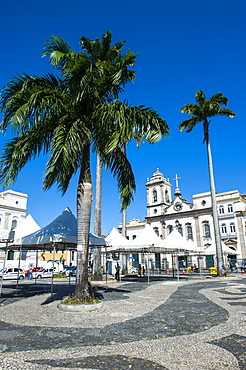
<box><xmin>0</xmin><ymin>0</ymin><xmax>245</xmax><ymax>235</ymax></box>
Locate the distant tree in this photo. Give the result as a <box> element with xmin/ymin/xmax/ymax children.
<box><xmin>0</xmin><ymin>31</ymin><xmax>169</xmax><ymax>300</ymax></box>
<box><xmin>179</xmin><ymin>90</ymin><xmax>236</xmax><ymax>276</ymax></box>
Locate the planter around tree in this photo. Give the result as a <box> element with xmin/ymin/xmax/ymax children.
<box><xmin>57</xmin><ymin>301</ymin><xmax>103</xmax><ymax>312</ymax></box>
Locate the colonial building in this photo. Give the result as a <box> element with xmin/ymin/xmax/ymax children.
<box><xmin>119</xmin><ymin>169</ymin><xmax>246</xmax><ymax>269</ymax></box>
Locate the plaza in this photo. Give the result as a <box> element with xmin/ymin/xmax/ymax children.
<box><xmin>0</xmin><ymin>274</ymin><xmax>246</xmax><ymax>369</ymax></box>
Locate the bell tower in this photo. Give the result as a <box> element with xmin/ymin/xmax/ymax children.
<box><xmin>146</xmin><ymin>169</ymin><xmax>172</xmax><ymax>217</ymax></box>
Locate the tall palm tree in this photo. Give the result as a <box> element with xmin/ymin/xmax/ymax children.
<box><xmin>79</xmin><ymin>31</ymin><xmax>135</xmax><ymax>281</ymax></box>
<box><xmin>178</xmin><ymin>90</ymin><xmax>236</xmax><ymax>276</ymax></box>
<box><xmin>0</xmin><ymin>32</ymin><xmax>169</xmax><ymax>300</ymax></box>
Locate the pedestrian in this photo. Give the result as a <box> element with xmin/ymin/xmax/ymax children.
<box><xmin>138</xmin><ymin>264</ymin><xmax>142</xmax><ymax>277</ymax></box>
<box><xmin>28</xmin><ymin>269</ymin><xmax>33</xmax><ymax>280</ymax></box>
<box><xmin>235</xmin><ymin>262</ymin><xmax>238</xmax><ymax>273</ymax></box>
<box><xmin>115</xmin><ymin>263</ymin><xmax>120</xmax><ymax>281</ymax></box>
<box><xmin>142</xmin><ymin>265</ymin><xmax>145</xmax><ymax>276</ymax></box>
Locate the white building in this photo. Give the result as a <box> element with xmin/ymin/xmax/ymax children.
<box><xmin>119</xmin><ymin>169</ymin><xmax>246</xmax><ymax>270</ymax></box>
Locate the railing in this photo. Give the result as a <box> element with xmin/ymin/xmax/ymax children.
<box><xmin>218</xmin><ymin>212</ymin><xmax>235</xmax><ymax>219</ymax></box>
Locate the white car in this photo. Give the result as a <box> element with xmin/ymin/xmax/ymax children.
<box><xmin>0</xmin><ymin>267</ymin><xmax>25</xmax><ymax>280</ymax></box>
<box><xmin>33</xmin><ymin>268</ymin><xmax>55</xmax><ymax>279</ymax></box>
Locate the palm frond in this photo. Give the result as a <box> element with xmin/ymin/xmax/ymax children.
<box><xmin>101</xmin><ymin>147</ymin><xmax>136</xmax><ymax>209</ymax></box>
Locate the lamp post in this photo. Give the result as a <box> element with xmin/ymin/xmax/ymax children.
<box><xmin>0</xmin><ymin>238</ymin><xmax>14</xmax><ymax>298</ymax></box>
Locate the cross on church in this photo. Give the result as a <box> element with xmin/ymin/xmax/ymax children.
<box><xmin>173</xmin><ymin>174</ymin><xmax>181</xmax><ymax>189</ymax></box>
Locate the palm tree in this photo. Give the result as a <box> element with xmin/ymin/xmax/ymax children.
<box><xmin>178</xmin><ymin>90</ymin><xmax>236</xmax><ymax>276</ymax></box>
<box><xmin>0</xmin><ymin>32</ymin><xmax>169</xmax><ymax>300</ymax></box>
<box><xmin>79</xmin><ymin>31</ymin><xmax>135</xmax><ymax>281</ymax></box>
<box><xmin>81</xmin><ymin>32</ymin><xmax>169</xmax><ymax>279</ymax></box>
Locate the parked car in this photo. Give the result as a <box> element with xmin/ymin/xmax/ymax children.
<box><xmin>63</xmin><ymin>266</ymin><xmax>76</xmax><ymax>277</ymax></box>
<box><xmin>0</xmin><ymin>267</ymin><xmax>25</xmax><ymax>280</ymax></box>
<box><xmin>33</xmin><ymin>268</ymin><xmax>55</xmax><ymax>279</ymax></box>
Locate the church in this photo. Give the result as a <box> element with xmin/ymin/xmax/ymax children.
<box><xmin>118</xmin><ymin>169</ymin><xmax>246</xmax><ymax>270</ymax></box>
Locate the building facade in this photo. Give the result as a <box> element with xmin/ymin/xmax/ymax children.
<box><xmin>0</xmin><ymin>189</ymin><xmax>28</xmax><ymax>262</ymax></box>
<box><xmin>119</xmin><ymin>169</ymin><xmax>246</xmax><ymax>270</ymax></box>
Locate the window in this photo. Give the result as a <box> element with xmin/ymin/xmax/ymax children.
<box><xmin>203</xmin><ymin>223</ymin><xmax>211</xmax><ymax>238</ymax></box>
<box><xmin>11</xmin><ymin>219</ymin><xmax>17</xmax><ymax>230</ymax></box>
<box><xmin>167</xmin><ymin>225</ymin><xmax>173</xmax><ymax>234</ymax></box>
<box><xmin>230</xmin><ymin>223</ymin><xmax>236</xmax><ymax>233</ymax></box>
<box><xmin>132</xmin><ymin>235</ymin><xmax>136</xmax><ymax>239</ymax></box>
<box><xmin>153</xmin><ymin>227</ymin><xmax>159</xmax><ymax>236</ymax></box>
<box><xmin>221</xmin><ymin>223</ymin><xmax>227</xmax><ymax>234</ymax></box>
<box><xmin>187</xmin><ymin>225</ymin><xmax>193</xmax><ymax>240</ymax></box>
<box><xmin>177</xmin><ymin>226</ymin><xmax>183</xmax><ymax>235</ymax></box>
<box><xmin>219</xmin><ymin>205</ymin><xmax>224</xmax><ymax>214</ymax></box>
<box><xmin>153</xmin><ymin>189</ymin><xmax>157</xmax><ymax>202</ymax></box>
<box><xmin>7</xmin><ymin>251</ymin><xmax>14</xmax><ymax>260</ymax></box>
<box><xmin>201</xmin><ymin>200</ymin><xmax>206</xmax><ymax>206</ymax></box>
<box><xmin>228</xmin><ymin>204</ymin><xmax>233</xmax><ymax>213</ymax></box>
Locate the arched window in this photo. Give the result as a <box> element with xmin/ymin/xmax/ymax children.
<box><xmin>186</xmin><ymin>225</ymin><xmax>193</xmax><ymax>240</ymax></box>
<box><xmin>219</xmin><ymin>205</ymin><xmax>224</xmax><ymax>214</ymax></box>
<box><xmin>167</xmin><ymin>225</ymin><xmax>173</xmax><ymax>234</ymax></box>
<box><xmin>11</xmin><ymin>219</ymin><xmax>17</xmax><ymax>230</ymax></box>
<box><xmin>153</xmin><ymin>227</ymin><xmax>159</xmax><ymax>236</ymax></box>
<box><xmin>228</xmin><ymin>204</ymin><xmax>233</xmax><ymax>213</ymax></box>
<box><xmin>177</xmin><ymin>225</ymin><xmax>183</xmax><ymax>235</ymax></box>
<box><xmin>203</xmin><ymin>223</ymin><xmax>211</xmax><ymax>238</ymax></box>
<box><xmin>221</xmin><ymin>223</ymin><xmax>227</xmax><ymax>234</ymax></box>
<box><xmin>230</xmin><ymin>223</ymin><xmax>236</xmax><ymax>233</ymax></box>
<box><xmin>153</xmin><ymin>189</ymin><xmax>157</xmax><ymax>202</ymax></box>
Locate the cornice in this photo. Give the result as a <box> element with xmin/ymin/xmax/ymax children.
<box><xmin>0</xmin><ymin>205</ymin><xmax>27</xmax><ymax>213</ymax></box>
<box><xmin>146</xmin><ymin>207</ymin><xmax>213</xmax><ymax>222</ymax></box>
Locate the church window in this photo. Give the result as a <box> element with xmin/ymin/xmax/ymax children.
<box><xmin>132</xmin><ymin>235</ymin><xmax>136</xmax><ymax>239</ymax></box>
<box><xmin>178</xmin><ymin>225</ymin><xmax>183</xmax><ymax>236</ymax></box>
<box><xmin>219</xmin><ymin>205</ymin><xmax>224</xmax><ymax>214</ymax></box>
<box><xmin>230</xmin><ymin>223</ymin><xmax>236</xmax><ymax>233</ymax></box>
<box><xmin>228</xmin><ymin>204</ymin><xmax>233</xmax><ymax>213</ymax></box>
<box><xmin>201</xmin><ymin>200</ymin><xmax>206</xmax><ymax>206</ymax></box>
<box><xmin>153</xmin><ymin>189</ymin><xmax>157</xmax><ymax>202</ymax></box>
<box><xmin>165</xmin><ymin>189</ymin><xmax>169</xmax><ymax>203</ymax></box>
<box><xmin>11</xmin><ymin>219</ymin><xmax>17</xmax><ymax>230</ymax></box>
<box><xmin>187</xmin><ymin>226</ymin><xmax>193</xmax><ymax>240</ymax></box>
<box><xmin>153</xmin><ymin>227</ymin><xmax>159</xmax><ymax>236</ymax></box>
<box><xmin>7</xmin><ymin>251</ymin><xmax>14</xmax><ymax>260</ymax></box>
<box><xmin>203</xmin><ymin>223</ymin><xmax>211</xmax><ymax>238</ymax></box>
<box><xmin>167</xmin><ymin>225</ymin><xmax>173</xmax><ymax>234</ymax></box>
<box><xmin>221</xmin><ymin>223</ymin><xmax>227</xmax><ymax>234</ymax></box>
<box><xmin>153</xmin><ymin>209</ymin><xmax>157</xmax><ymax>214</ymax></box>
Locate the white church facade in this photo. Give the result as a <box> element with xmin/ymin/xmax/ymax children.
<box><xmin>118</xmin><ymin>169</ymin><xmax>246</xmax><ymax>270</ymax></box>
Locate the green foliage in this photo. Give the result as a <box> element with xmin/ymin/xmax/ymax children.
<box><xmin>61</xmin><ymin>296</ymin><xmax>100</xmax><ymax>305</ymax></box>
<box><xmin>53</xmin><ymin>273</ymin><xmax>66</xmax><ymax>279</ymax></box>
<box><xmin>179</xmin><ymin>90</ymin><xmax>236</xmax><ymax>143</ymax></box>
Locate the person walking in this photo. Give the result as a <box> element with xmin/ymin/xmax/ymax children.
<box><xmin>115</xmin><ymin>263</ymin><xmax>120</xmax><ymax>281</ymax></box>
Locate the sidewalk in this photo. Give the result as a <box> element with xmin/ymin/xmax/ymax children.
<box><xmin>0</xmin><ymin>275</ymin><xmax>245</xmax><ymax>369</ymax></box>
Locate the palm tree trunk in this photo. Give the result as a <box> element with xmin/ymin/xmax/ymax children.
<box><xmin>74</xmin><ymin>144</ymin><xmax>92</xmax><ymax>300</ymax></box>
<box><xmin>206</xmin><ymin>135</ymin><xmax>225</xmax><ymax>276</ymax></box>
<box><xmin>92</xmin><ymin>153</ymin><xmax>103</xmax><ymax>280</ymax></box>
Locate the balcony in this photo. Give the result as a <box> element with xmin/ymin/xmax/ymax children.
<box><xmin>218</xmin><ymin>212</ymin><xmax>234</xmax><ymax>219</ymax></box>
<box><xmin>221</xmin><ymin>232</ymin><xmax>237</xmax><ymax>240</ymax></box>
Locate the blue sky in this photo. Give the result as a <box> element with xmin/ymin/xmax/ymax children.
<box><xmin>0</xmin><ymin>0</ymin><xmax>245</xmax><ymax>235</ymax></box>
